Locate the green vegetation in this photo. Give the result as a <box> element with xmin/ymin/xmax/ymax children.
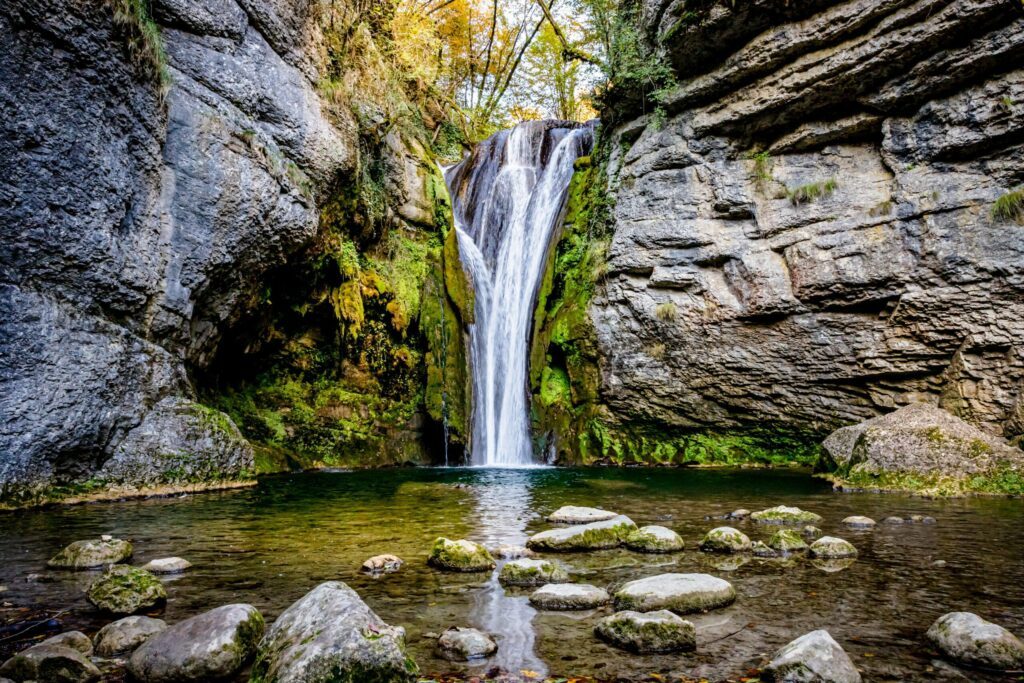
<box><xmin>654</xmin><ymin>301</ymin><xmax>677</xmax><ymax>321</ymax></box>
<box><xmin>109</xmin><ymin>0</ymin><xmax>170</xmax><ymax>92</ymax></box>
<box><xmin>750</xmin><ymin>150</ymin><xmax>774</xmax><ymax>185</ymax></box>
<box><xmin>787</xmin><ymin>178</ymin><xmax>838</xmax><ymax>206</ymax></box>
<box><xmin>991</xmin><ymin>188</ymin><xmax>1024</xmax><ymax>225</ymax></box>
<box><xmin>825</xmin><ymin>464</ymin><xmax>1024</xmax><ymax>497</ymax></box>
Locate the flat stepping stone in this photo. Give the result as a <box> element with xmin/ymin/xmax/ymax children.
<box><xmin>768</xmin><ymin>529</ymin><xmax>808</xmax><ymax>553</ymax></box>
<box><xmin>594</xmin><ymin>610</ymin><xmax>695</xmax><ymax>653</ymax></box>
<box><xmin>526</xmin><ymin>515</ymin><xmax>636</xmax><ymax>552</ymax></box>
<box><xmin>809</xmin><ymin>536</ymin><xmax>858</xmax><ymax>559</ymax></box>
<box><xmin>436</xmin><ymin>627</ymin><xmax>497</xmax><ymax>661</ymax></box>
<box><xmin>361</xmin><ymin>554</ymin><xmax>403</xmax><ymax>574</ymax></box>
<box><xmin>764</xmin><ymin>630</ymin><xmax>861</xmax><ymax>683</ymax></box>
<box><xmin>751</xmin><ymin>505</ymin><xmax>823</xmax><ymax>525</ymax></box>
<box><xmin>927</xmin><ymin>612</ymin><xmax>1024</xmax><ymax>671</ymax></box>
<box><xmin>547</xmin><ymin>505</ymin><xmax>618</xmax><ymax>524</ymax></box>
<box><xmin>428</xmin><ymin>538</ymin><xmax>495</xmax><ymax>572</ymax></box>
<box><xmin>625</xmin><ymin>525</ymin><xmax>684</xmax><ymax>553</ymax></box>
<box><xmin>842</xmin><ymin>516</ymin><xmax>876</xmax><ymax>529</ymax></box>
<box><xmin>529</xmin><ymin>584</ymin><xmax>610</xmax><ymax>610</ymax></box>
<box><xmin>614</xmin><ymin>573</ymin><xmax>736</xmax><ymax>614</ymax></box>
<box><xmin>141</xmin><ymin>557</ymin><xmax>192</xmax><ymax>574</ymax></box>
<box><xmin>498</xmin><ymin>558</ymin><xmax>568</xmax><ymax>586</ymax></box>
<box><xmin>48</xmin><ymin>538</ymin><xmax>133</xmax><ymax>570</ymax></box>
<box><xmin>699</xmin><ymin>527</ymin><xmax>750</xmax><ymax>553</ymax></box>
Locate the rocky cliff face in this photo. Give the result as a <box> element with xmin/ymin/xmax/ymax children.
<box><xmin>543</xmin><ymin>0</ymin><xmax>1024</xmax><ymax>463</ymax></box>
<box><xmin>0</xmin><ymin>0</ymin><xmax>467</xmax><ymax>504</ymax></box>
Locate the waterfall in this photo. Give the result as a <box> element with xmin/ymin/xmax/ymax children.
<box><xmin>446</xmin><ymin>120</ymin><xmax>594</xmax><ymax>466</ymax></box>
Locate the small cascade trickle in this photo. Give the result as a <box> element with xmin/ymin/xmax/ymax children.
<box><xmin>436</xmin><ymin>286</ymin><xmax>450</xmax><ymax>468</ymax></box>
<box><xmin>446</xmin><ymin>121</ymin><xmax>595</xmax><ymax>466</ymax></box>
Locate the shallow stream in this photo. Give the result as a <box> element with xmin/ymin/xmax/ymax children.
<box><xmin>2</xmin><ymin>468</ymin><xmax>1022</xmax><ymax>681</ymax></box>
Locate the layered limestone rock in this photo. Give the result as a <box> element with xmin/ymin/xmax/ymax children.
<box><xmin>556</xmin><ymin>0</ymin><xmax>1024</xmax><ymax>464</ymax></box>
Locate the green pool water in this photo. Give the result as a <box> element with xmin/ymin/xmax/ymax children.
<box><xmin>1</xmin><ymin>467</ymin><xmax>1022</xmax><ymax>682</ymax></box>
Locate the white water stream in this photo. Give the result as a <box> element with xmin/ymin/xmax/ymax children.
<box><xmin>446</xmin><ymin>121</ymin><xmax>594</xmax><ymax>466</ymax></box>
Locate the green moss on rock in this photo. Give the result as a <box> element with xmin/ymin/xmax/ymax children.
<box><xmin>428</xmin><ymin>538</ymin><xmax>495</xmax><ymax>572</ymax></box>
<box><xmin>87</xmin><ymin>565</ymin><xmax>167</xmax><ymax>614</ymax></box>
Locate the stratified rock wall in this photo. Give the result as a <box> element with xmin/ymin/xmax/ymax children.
<box><xmin>594</xmin><ymin>0</ymin><xmax>1024</xmax><ymax>441</ymax></box>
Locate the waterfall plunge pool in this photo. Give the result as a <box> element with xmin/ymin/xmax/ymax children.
<box><xmin>1</xmin><ymin>467</ymin><xmax>1022</xmax><ymax>682</ymax></box>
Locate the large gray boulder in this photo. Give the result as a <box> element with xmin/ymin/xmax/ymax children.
<box><xmin>94</xmin><ymin>615</ymin><xmax>167</xmax><ymax>656</ymax></box>
<box><xmin>821</xmin><ymin>404</ymin><xmax>1024</xmax><ymax>490</ymax></box>
<box><xmin>763</xmin><ymin>629</ymin><xmax>861</xmax><ymax>683</ymax></box>
<box><xmin>594</xmin><ymin>610</ymin><xmax>696</xmax><ymax>653</ymax></box>
<box><xmin>527</xmin><ymin>515</ymin><xmax>637</xmax><ymax>552</ymax></box>
<box><xmin>86</xmin><ymin>565</ymin><xmax>167</xmax><ymax>614</ymax></box>
<box><xmin>926</xmin><ymin>612</ymin><xmax>1024</xmax><ymax>671</ymax></box>
<box><xmin>128</xmin><ymin>604</ymin><xmax>263</xmax><ymax>682</ymax></box>
<box><xmin>249</xmin><ymin>582</ymin><xmax>417</xmax><ymax>682</ymax></box>
<box><xmin>614</xmin><ymin>573</ymin><xmax>736</xmax><ymax>614</ymax></box>
<box><xmin>48</xmin><ymin>538</ymin><xmax>133</xmax><ymax>570</ymax></box>
<box><xmin>0</xmin><ymin>642</ymin><xmax>100</xmax><ymax>683</ymax></box>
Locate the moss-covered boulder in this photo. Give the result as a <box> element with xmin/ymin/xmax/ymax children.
<box><xmin>527</xmin><ymin>515</ymin><xmax>637</xmax><ymax>552</ymax></box>
<box><xmin>821</xmin><ymin>403</ymin><xmax>1024</xmax><ymax>495</ymax></box>
<box><xmin>699</xmin><ymin>527</ymin><xmax>751</xmax><ymax>553</ymax></box>
<box><xmin>751</xmin><ymin>541</ymin><xmax>778</xmax><ymax>558</ymax></box>
<box><xmin>249</xmin><ymin>582</ymin><xmax>416</xmax><ymax>683</ymax></box>
<box><xmin>594</xmin><ymin>610</ymin><xmax>696</xmax><ymax>653</ymax></box>
<box><xmin>48</xmin><ymin>538</ymin><xmax>133</xmax><ymax>570</ymax></box>
<box><xmin>768</xmin><ymin>529</ymin><xmax>809</xmax><ymax>554</ymax></box>
<box><xmin>498</xmin><ymin>558</ymin><xmax>569</xmax><ymax>587</ymax></box>
<box><xmin>128</xmin><ymin>604</ymin><xmax>263</xmax><ymax>683</ymax></box>
<box><xmin>613</xmin><ymin>573</ymin><xmax>736</xmax><ymax>614</ymax></box>
<box><xmin>809</xmin><ymin>536</ymin><xmax>858</xmax><ymax>559</ymax></box>
<box><xmin>428</xmin><ymin>538</ymin><xmax>495</xmax><ymax>572</ymax></box>
<box><xmin>751</xmin><ymin>506</ymin><xmax>823</xmax><ymax>525</ymax></box>
<box><xmin>926</xmin><ymin>612</ymin><xmax>1024</xmax><ymax>671</ymax></box>
<box><xmin>625</xmin><ymin>526</ymin><xmax>685</xmax><ymax>553</ymax></box>
<box><xmin>529</xmin><ymin>584</ymin><xmax>610</xmax><ymax>610</ymax></box>
<box><xmin>86</xmin><ymin>566</ymin><xmax>166</xmax><ymax>614</ymax></box>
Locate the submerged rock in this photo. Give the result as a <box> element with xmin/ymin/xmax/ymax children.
<box><xmin>926</xmin><ymin>612</ymin><xmax>1024</xmax><ymax>671</ymax></box>
<box><xmin>498</xmin><ymin>558</ymin><xmax>569</xmax><ymax>587</ymax></box>
<box><xmin>763</xmin><ymin>630</ymin><xmax>861</xmax><ymax>683</ymax></box>
<box><xmin>811</xmin><ymin>558</ymin><xmax>856</xmax><ymax>574</ymax></box>
<box><xmin>362</xmin><ymin>554</ymin><xmax>404</xmax><ymax>574</ymax></box>
<box><xmin>87</xmin><ymin>565</ymin><xmax>166</xmax><ymax>614</ymax></box>
<box><xmin>249</xmin><ymin>582</ymin><xmax>416</xmax><ymax>682</ymax></box>
<box><xmin>751</xmin><ymin>541</ymin><xmax>778</xmax><ymax>558</ymax></box>
<box><xmin>0</xmin><ymin>643</ymin><xmax>100</xmax><ymax>683</ymax></box>
<box><xmin>436</xmin><ymin>627</ymin><xmax>497</xmax><ymax>661</ymax></box>
<box><xmin>47</xmin><ymin>538</ymin><xmax>133</xmax><ymax>570</ymax></box>
<box><xmin>910</xmin><ymin>514</ymin><xmax>937</xmax><ymax>525</ymax></box>
<box><xmin>883</xmin><ymin>516</ymin><xmax>905</xmax><ymax>525</ymax></box>
<box><xmin>526</xmin><ymin>515</ymin><xmax>637</xmax><ymax>552</ymax></box>
<box><xmin>129</xmin><ymin>604</ymin><xmax>263</xmax><ymax>683</ymax></box>
<box><xmin>547</xmin><ymin>505</ymin><xmax>618</xmax><ymax>524</ymax></box>
<box><xmin>699</xmin><ymin>527</ymin><xmax>751</xmax><ymax>553</ymax></box>
<box><xmin>491</xmin><ymin>544</ymin><xmax>534</xmax><ymax>559</ymax></box>
<box><xmin>842</xmin><ymin>516</ymin><xmax>876</xmax><ymax>529</ymax></box>
<box><xmin>801</xmin><ymin>526</ymin><xmax>823</xmax><ymax>540</ymax></box>
<box><xmin>428</xmin><ymin>538</ymin><xmax>495</xmax><ymax>572</ymax></box>
<box><xmin>614</xmin><ymin>573</ymin><xmax>736</xmax><ymax>614</ymax></box>
<box><xmin>809</xmin><ymin>537</ymin><xmax>858</xmax><ymax>560</ymax></box>
<box><xmin>625</xmin><ymin>525</ymin><xmax>685</xmax><ymax>553</ymax></box>
<box><xmin>141</xmin><ymin>557</ymin><xmax>192</xmax><ymax>574</ymax></box>
<box><xmin>728</xmin><ymin>509</ymin><xmax>751</xmax><ymax>520</ymax></box>
<box><xmin>595</xmin><ymin>610</ymin><xmax>696</xmax><ymax>653</ymax></box>
<box><xmin>94</xmin><ymin>616</ymin><xmax>167</xmax><ymax>656</ymax></box>
<box><xmin>529</xmin><ymin>584</ymin><xmax>610</xmax><ymax>610</ymax></box>
<box><xmin>768</xmin><ymin>529</ymin><xmax>808</xmax><ymax>554</ymax></box>
<box><xmin>702</xmin><ymin>554</ymin><xmax>751</xmax><ymax>572</ymax></box>
<box><xmin>751</xmin><ymin>506</ymin><xmax>823</xmax><ymax>525</ymax></box>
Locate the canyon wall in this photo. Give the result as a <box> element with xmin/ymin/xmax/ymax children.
<box><xmin>535</xmin><ymin>0</ymin><xmax>1024</xmax><ymax>464</ymax></box>
<box><xmin>0</xmin><ymin>0</ymin><xmax>467</xmax><ymax>504</ymax></box>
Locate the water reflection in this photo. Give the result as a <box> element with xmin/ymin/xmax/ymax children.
<box><xmin>468</xmin><ymin>468</ymin><xmax>546</xmax><ymax>676</ymax></box>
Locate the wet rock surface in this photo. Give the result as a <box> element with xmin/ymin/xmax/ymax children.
<box><xmin>527</xmin><ymin>515</ymin><xmax>637</xmax><ymax>552</ymax></box>
<box><xmin>614</xmin><ymin>573</ymin><xmax>736</xmax><ymax>614</ymax></box>
<box><xmin>809</xmin><ymin>536</ymin><xmax>858</xmax><ymax>560</ymax></box>
<box><xmin>763</xmin><ymin>629</ymin><xmax>862</xmax><ymax>683</ymax></box>
<box><xmin>140</xmin><ymin>557</ymin><xmax>192</xmax><ymax>574</ymax></box>
<box><xmin>751</xmin><ymin>506</ymin><xmax>823</xmax><ymax>526</ymax></box>
<box><xmin>548</xmin><ymin>506</ymin><xmax>619</xmax><ymax>524</ymax></box>
<box><xmin>594</xmin><ymin>610</ymin><xmax>696</xmax><ymax>654</ymax></box>
<box><xmin>768</xmin><ymin>529</ymin><xmax>808</xmax><ymax>554</ymax></box>
<box><xmin>47</xmin><ymin>539</ymin><xmax>133</xmax><ymax>570</ymax></box>
<box><xmin>625</xmin><ymin>525</ymin><xmax>685</xmax><ymax>553</ymax></box>
<box><xmin>249</xmin><ymin>581</ymin><xmax>416</xmax><ymax>682</ymax></box>
<box><xmin>94</xmin><ymin>616</ymin><xmax>167</xmax><ymax>656</ymax></box>
<box><xmin>498</xmin><ymin>558</ymin><xmax>569</xmax><ymax>587</ymax></box>
<box><xmin>362</xmin><ymin>554</ymin><xmax>404</xmax><ymax>574</ymax></box>
<box><xmin>86</xmin><ymin>565</ymin><xmax>167</xmax><ymax>614</ymax></box>
<box><xmin>0</xmin><ymin>643</ymin><xmax>101</xmax><ymax>683</ymax></box>
<box><xmin>436</xmin><ymin>627</ymin><xmax>498</xmax><ymax>661</ymax></box>
<box><xmin>128</xmin><ymin>604</ymin><xmax>263</xmax><ymax>682</ymax></box>
<box><xmin>699</xmin><ymin>527</ymin><xmax>751</xmax><ymax>553</ymax></box>
<box><xmin>529</xmin><ymin>583</ymin><xmax>611</xmax><ymax>610</ymax></box>
<box><xmin>926</xmin><ymin>611</ymin><xmax>1024</xmax><ymax>671</ymax></box>
<box><xmin>428</xmin><ymin>538</ymin><xmax>495</xmax><ymax>572</ymax></box>
<box><xmin>842</xmin><ymin>516</ymin><xmax>876</xmax><ymax>529</ymax></box>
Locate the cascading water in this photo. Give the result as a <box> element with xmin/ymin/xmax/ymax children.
<box><xmin>446</xmin><ymin>120</ymin><xmax>595</xmax><ymax>466</ymax></box>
